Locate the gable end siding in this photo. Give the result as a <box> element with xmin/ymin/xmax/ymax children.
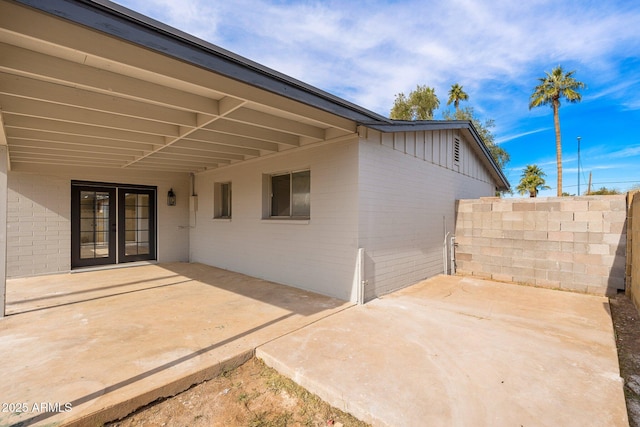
<box><xmin>376</xmin><ymin>129</ymin><xmax>492</xmax><ymax>185</ymax></box>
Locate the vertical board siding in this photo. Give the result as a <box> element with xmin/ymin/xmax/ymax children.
<box><xmin>415</xmin><ymin>131</ymin><xmax>425</xmax><ymax>160</ymax></box>
<box><xmin>364</xmin><ymin>129</ymin><xmax>494</xmax><ymax>184</ymax></box>
<box><xmin>7</xmin><ymin>165</ymin><xmax>190</xmax><ymax>278</ymax></box>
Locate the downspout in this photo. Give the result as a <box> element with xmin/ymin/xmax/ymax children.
<box><xmin>357</xmin><ymin>248</ymin><xmax>366</xmax><ymax>305</ymax></box>
<box><xmin>443</xmin><ymin>215</ymin><xmax>448</xmax><ymax>275</ymax></box>
<box><xmin>188</xmin><ymin>173</ymin><xmax>197</xmax><ymax>262</ymax></box>
<box><xmin>443</xmin><ymin>232</ymin><xmax>450</xmax><ymax>275</ymax></box>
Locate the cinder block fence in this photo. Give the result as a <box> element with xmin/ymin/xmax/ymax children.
<box><xmin>454</xmin><ymin>195</ymin><xmax>628</xmax><ymax>296</ymax></box>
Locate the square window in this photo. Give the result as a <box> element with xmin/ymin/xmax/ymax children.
<box><xmin>267</xmin><ymin>170</ymin><xmax>310</xmax><ymax>219</ymax></box>
<box><xmin>214</xmin><ymin>182</ymin><xmax>232</xmax><ymax>218</ymax></box>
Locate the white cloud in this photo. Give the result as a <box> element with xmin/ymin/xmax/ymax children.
<box><xmin>118</xmin><ymin>0</ymin><xmax>223</xmax><ymax>40</ymax></box>
<box><xmin>600</xmin><ymin>145</ymin><xmax>640</xmax><ymax>160</ymax></box>
<box><xmin>112</xmin><ymin>0</ymin><xmax>640</xmax><ymax>118</ymax></box>
<box><xmin>111</xmin><ymin>0</ymin><xmax>640</xmax><ymax>196</ymax></box>
<box><xmin>495</xmin><ymin>127</ymin><xmax>551</xmax><ymax>144</ymax></box>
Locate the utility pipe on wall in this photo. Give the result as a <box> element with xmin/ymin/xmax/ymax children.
<box><xmin>450</xmin><ymin>236</ymin><xmax>456</xmax><ymax>275</ymax></box>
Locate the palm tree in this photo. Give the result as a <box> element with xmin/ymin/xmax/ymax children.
<box><xmin>447</xmin><ymin>83</ymin><xmax>469</xmax><ymax>113</ymax></box>
<box><xmin>517</xmin><ymin>164</ymin><xmax>550</xmax><ymax>197</ymax></box>
<box><xmin>529</xmin><ymin>66</ymin><xmax>585</xmax><ymax>196</ymax></box>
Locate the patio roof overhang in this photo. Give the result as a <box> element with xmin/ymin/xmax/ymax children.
<box><xmin>0</xmin><ymin>0</ymin><xmax>381</xmax><ymax>174</ymax></box>
<box><xmin>0</xmin><ymin>0</ymin><xmax>509</xmax><ymax>191</ymax></box>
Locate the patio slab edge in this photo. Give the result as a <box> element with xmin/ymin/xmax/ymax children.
<box><xmin>64</xmin><ymin>350</ymin><xmax>254</xmax><ymax>427</ymax></box>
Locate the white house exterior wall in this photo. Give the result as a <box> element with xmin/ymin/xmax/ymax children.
<box><xmin>7</xmin><ymin>165</ymin><xmax>190</xmax><ymax>278</ymax></box>
<box><xmin>189</xmin><ymin>138</ymin><xmax>360</xmax><ymax>301</ymax></box>
<box><xmin>358</xmin><ymin>129</ymin><xmax>495</xmax><ymax>300</ymax></box>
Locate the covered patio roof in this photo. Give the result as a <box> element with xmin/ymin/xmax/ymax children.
<box><xmin>0</xmin><ymin>0</ymin><xmax>509</xmax><ymax>190</ymax></box>
<box><xmin>0</xmin><ymin>0</ymin><xmax>381</xmax><ymax>174</ymax></box>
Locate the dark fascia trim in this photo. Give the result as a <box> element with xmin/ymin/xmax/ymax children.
<box><xmin>362</xmin><ymin>120</ymin><xmax>474</xmax><ymax>133</ymax></box>
<box><xmin>14</xmin><ymin>0</ymin><xmax>391</xmax><ymax>124</ymax></box>
<box><xmin>363</xmin><ymin>120</ymin><xmax>510</xmax><ymax>190</ymax></box>
<box><xmin>13</xmin><ymin>0</ymin><xmax>508</xmax><ymax>190</ymax></box>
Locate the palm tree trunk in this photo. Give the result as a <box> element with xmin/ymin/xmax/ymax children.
<box><xmin>553</xmin><ymin>100</ymin><xmax>562</xmax><ymax>196</ymax></box>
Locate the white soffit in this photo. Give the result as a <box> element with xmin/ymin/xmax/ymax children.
<box><xmin>0</xmin><ymin>0</ymin><xmax>357</xmax><ymax>173</ymax></box>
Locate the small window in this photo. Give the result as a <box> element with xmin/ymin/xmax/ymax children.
<box><xmin>268</xmin><ymin>170</ymin><xmax>310</xmax><ymax>219</ymax></box>
<box><xmin>214</xmin><ymin>182</ymin><xmax>232</xmax><ymax>218</ymax></box>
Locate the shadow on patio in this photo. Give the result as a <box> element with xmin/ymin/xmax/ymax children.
<box><xmin>6</xmin><ymin>262</ymin><xmax>342</xmax><ymax>316</ymax></box>
<box><xmin>1</xmin><ymin>262</ymin><xmax>351</xmax><ymax>426</ymax></box>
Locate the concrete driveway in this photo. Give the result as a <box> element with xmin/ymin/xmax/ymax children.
<box><xmin>258</xmin><ymin>275</ymin><xmax>628</xmax><ymax>426</ymax></box>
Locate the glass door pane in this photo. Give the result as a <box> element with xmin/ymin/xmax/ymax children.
<box><xmin>123</xmin><ymin>193</ymin><xmax>150</xmax><ymax>256</ymax></box>
<box><xmin>79</xmin><ymin>191</ymin><xmax>111</xmax><ymax>260</ymax></box>
<box><xmin>119</xmin><ymin>188</ymin><xmax>155</xmax><ymax>262</ymax></box>
<box><xmin>72</xmin><ymin>185</ymin><xmax>116</xmax><ymax>268</ymax></box>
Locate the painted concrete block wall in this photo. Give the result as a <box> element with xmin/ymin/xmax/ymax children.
<box><xmin>189</xmin><ymin>139</ymin><xmax>360</xmax><ymax>301</ymax></box>
<box><xmin>7</xmin><ymin>164</ymin><xmax>190</xmax><ymax>278</ymax></box>
<box><xmin>455</xmin><ymin>196</ymin><xmax>627</xmax><ymax>295</ymax></box>
<box><xmin>358</xmin><ymin>131</ymin><xmax>496</xmax><ymax>300</ymax></box>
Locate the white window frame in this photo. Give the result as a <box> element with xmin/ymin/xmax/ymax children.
<box><xmin>263</xmin><ymin>169</ymin><xmax>310</xmax><ymax>220</ymax></box>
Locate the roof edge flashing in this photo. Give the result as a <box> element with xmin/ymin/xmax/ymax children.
<box><xmin>13</xmin><ymin>0</ymin><xmax>390</xmax><ymax>124</ymax></box>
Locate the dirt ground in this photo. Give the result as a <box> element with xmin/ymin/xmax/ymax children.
<box><xmin>105</xmin><ymin>357</ymin><xmax>369</xmax><ymax>427</ymax></box>
<box><xmin>610</xmin><ymin>292</ymin><xmax>640</xmax><ymax>427</ymax></box>
<box><xmin>107</xmin><ymin>291</ymin><xmax>640</xmax><ymax>427</ymax></box>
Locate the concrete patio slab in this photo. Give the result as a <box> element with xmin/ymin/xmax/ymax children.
<box><xmin>0</xmin><ymin>263</ymin><xmax>351</xmax><ymax>426</ymax></box>
<box><xmin>257</xmin><ymin>275</ymin><xmax>628</xmax><ymax>427</ymax></box>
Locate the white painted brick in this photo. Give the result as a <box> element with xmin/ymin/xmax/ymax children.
<box><xmin>358</xmin><ymin>136</ymin><xmax>494</xmax><ymax>297</ymax></box>
<box><xmin>8</xmin><ymin>166</ymin><xmax>190</xmax><ymax>278</ymax></box>
<box><xmin>190</xmin><ymin>140</ymin><xmax>360</xmax><ymax>301</ymax></box>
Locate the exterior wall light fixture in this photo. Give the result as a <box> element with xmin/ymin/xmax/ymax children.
<box><xmin>167</xmin><ymin>188</ymin><xmax>176</xmax><ymax>206</ymax></box>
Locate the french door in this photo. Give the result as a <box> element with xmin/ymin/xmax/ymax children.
<box><xmin>71</xmin><ymin>182</ymin><xmax>156</xmax><ymax>268</ymax></box>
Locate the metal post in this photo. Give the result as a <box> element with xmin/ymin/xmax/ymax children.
<box><xmin>0</xmin><ymin>146</ymin><xmax>6</xmax><ymax>318</ymax></box>
<box><xmin>357</xmin><ymin>248</ymin><xmax>365</xmax><ymax>305</ymax></box>
<box><xmin>577</xmin><ymin>136</ymin><xmax>581</xmax><ymax>196</ymax></box>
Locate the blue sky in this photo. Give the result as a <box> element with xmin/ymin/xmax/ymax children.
<box><xmin>114</xmin><ymin>0</ymin><xmax>640</xmax><ymax>196</ymax></box>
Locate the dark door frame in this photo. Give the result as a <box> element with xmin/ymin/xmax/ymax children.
<box><xmin>71</xmin><ymin>184</ymin><xmax>116</xmax><ymax>268</ymax></box>
<box><xmin>118</xmin><ymin>187</ymin><xmax>157</xmax><ymax>263</ymax></box>
<box><xmin>71</xmin><ymin>181</ymin><xmax>157</xmax><ymax>269</ymax></box>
